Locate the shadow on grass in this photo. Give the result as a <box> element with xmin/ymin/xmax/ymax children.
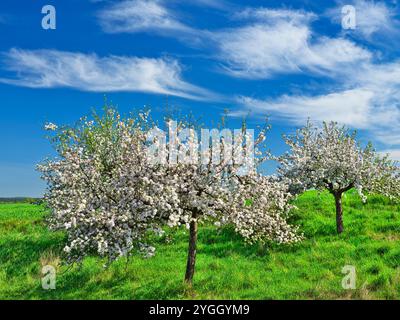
<box><xmin>197</xmin><ymin>226</ymin><xmax>275</xmax><ymax>260</ymax></box>
<box><xmin>0</xmin><ymin>235</ymin><xmax>64</xmax><ymax>278</ymax></box>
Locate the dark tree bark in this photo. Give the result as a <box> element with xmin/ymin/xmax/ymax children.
<box><xmin>184</xmin><ymin>213</ymin><xmax>198</xmax><ymax>284</ymax></box>
<box><xmin>334</xmin><ymin>192</ymin><xmax>344</xmax><ymax>234</ymax></box>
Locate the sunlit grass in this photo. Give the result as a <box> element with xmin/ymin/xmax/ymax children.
<box><xmin>0</xmin><ymin>190</ymin><xmax>399</xmax><ymax>300</ymax></box>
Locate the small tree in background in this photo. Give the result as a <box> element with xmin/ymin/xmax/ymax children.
<box><xmin>38</xmin><ymin>107</ymin><xmax>302</xmax><ymax>285</ymax></box>
<box><xmin>277</xmin><ymin>121</ymin><xmax>399</xmax><ymax>234</ymax></box>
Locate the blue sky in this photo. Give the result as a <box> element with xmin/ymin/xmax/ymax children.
<box><xmin>0</xmin><ymin>0</ymin><xmax>400</xmax><ymax>197</ymax></box>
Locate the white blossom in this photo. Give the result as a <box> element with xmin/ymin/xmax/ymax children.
<box><xmin>277</xmin><ymin>121</ymin><xmax>399</xmax><ymax>233</ymax></box>
<box><xmin>278</xmin><ymin>121</ymin><xmax>399</xmax><ymax>200</ymax></box>
<box><xmin>44</xmin><ymin>122</ymin><xmax>58</xmax><ymax>131</ymax></box>
<box><xmin>38</xmin><ymin>108</ymin><xmax>302</xmax><ymax>268</ymax></box>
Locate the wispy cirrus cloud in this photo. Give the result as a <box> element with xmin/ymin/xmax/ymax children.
<box><xmin>96</xmin><ymin>0</ymin><xmax>212</xmax><ymax>46</ymax></box>
<box><xmin>97</xmin><ymin>0</ymin><xmax>194</xmax><ymax>35</ymax></box>
<box><xmin>215</xmin><ymin>24</ymin><xmax>371</xmax><ymax>79</ymax></box>
<box><xmin>214</xmin><ymin>7</ymin><xmax>371</xmax><ymax>79</ymax></box>
<box><xmin>235</xmin><ymin>89</ymin><xmax>375</xmax><ymax>128</ymax></box>
<box><xmin>233</xmin><ymin>7</ymin><xmax>317</xmax><ymax>23</ymax></box>
<box><xmin>327</xmin><ymin>0</ymin><xmax>399</xmax><ymax>40</ymax></box>
<box><xmin>379</xmin><ymin>149</ymin><xmax>400</xmax><ymax>161</ymax></box>
<box><xmin>189</xmin><ymin>0</ymin><xmax>231</xmax><ymax>10</ymax></box>
<box><xmin>97</xmin><ymin>0</ymin><xmax>231</xmax><ymax>35</ymax></box>
<box><xmin>96</xmin><ymin>2</ymin><xmax>373</xmax><ymax>80</ymax></box>
<box><xmin>235</xmin><ymin>60</ymin><xmax>400</xmax><ymax>146</ymax></box>
<box><xmin>218</xmin><ymin>5</ymin><xmax>400</xmax><ymax>148</ymax></box>
<box><xmin>0</xmin><ymin>48</ymin><xmax>216</xmax><ymax>101</ymax></box>
<box><xmin>93</xmin><ymin>0</ymin><xmax>400</xmax><ymax>144</ymax></box>
<box><xmin>93</xmin><ymin>1</ymin><xmax>400</xmax><ymax>149</ymax></box>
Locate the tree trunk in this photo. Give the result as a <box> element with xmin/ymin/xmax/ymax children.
<box><xmin>335</xmin><ymin>193</ymin><xmax>344</xmax><ymax>234</ymax></box>
<box><xmin>184</xmin><ymin>216</ymin><xmax>198</xmax><ymax>285</ymax></box>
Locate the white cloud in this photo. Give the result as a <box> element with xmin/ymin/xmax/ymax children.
<box><xmin>233</xmin><ymin>7</ymin><xmax>317</xmax><ymax>23</ymax></box>
<box><xmin>0</xmin><ymin>48</ymin><xmax>215</xmax><ymax>100</ymax></box>
<box><xmin>328</xmin><ymin>0</ymin><xmax>398</xmax><ymax>39</ymax></box>
<box><xmin>236</xmin><ymin>89</ymin><xmax>375</xmax><ymax>128</ymax></box>
<box><xmin>96</xmin><ymin>0</ymin><xmax>210</xmax><ymax>45</ymax></box>
<box><xmin>379</xmin><ymin>149</ymin><xmax>400</xmax><ymax>161</ymax></box>
<box><xmin>353</xmin><ymin>60</ymin><xmax>400</xmax><ymax>88</ymax></box>
<box><xmin>96</xmin><ymin>3</ymin><xmax>373</xmax><ymax>80</ymax></box>
<box><xmin>97</xmin><ymin>0</ymin><xmax>193</xmax><ymax>34</ymax></box>
<box><xmin>214</xmin><ymin>9</ymin><xmax>371</xmax><ymax>79</ymax></box>
<box><xmin>97</xmin><ymin>0</ymin><xmax>232</xmax><ymax>36</ymax></box>
<box><xmin>355</xmin><ymin>0</ymin><xmax>395</xmax><ymax>37</ymax></box>
<box><xmin>190</xmin><ymin>0</ymin><xmax>230</xmax><ymax>10</ymax></box>
<box><xmin>222</xmin><ymin>6</ymin><xmax>400</xmax><ymax>146</ymax></box>
<box><xmin>215</xmin><ymin>22</ymin><xmax>311</xmax><ymax>78</ymax></box>
<box><xmin>93</xmin><ymin>2</ymin><xmax>400</xmax><ymax>148</ymax></box>
<box><xmin>236</xmin><ymin>60</ymin><xmax>400</xmax><ymax>146</ymax></box>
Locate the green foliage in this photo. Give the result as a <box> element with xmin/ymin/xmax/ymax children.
<box><xmin>244</xmin><ymin>199</ymin><xmax>253</xmax><ymax>207</ymax></box>
<box><xmin>0</xmin><ymin>191</ymin><xmax>399</xmax><ymax>300</ymax></box>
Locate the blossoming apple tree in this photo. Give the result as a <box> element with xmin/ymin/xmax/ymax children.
<box><xmin>38</xmin><ymin>107</ymin><xmax>302</xmax><ymax>284</ymax></box>
<box><xmin>148</xmin><ymin>118</ymin><xmax>302</xmax><ymax>282</ymax></box>
<box><xmin>277</xmin><ymin>121</ymin><xmax>400</xmax><ymax>234</ymax></box>
<box><xmin>38</xmin><ymin>109</ymin><xmax>180</xmax><ymax>263</ymax></box>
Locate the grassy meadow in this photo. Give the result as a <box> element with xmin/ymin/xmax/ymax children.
<box><xmin>0</xmin><ymin>190</ymin><xmax>399</xmax><ymax>300</ymax></box>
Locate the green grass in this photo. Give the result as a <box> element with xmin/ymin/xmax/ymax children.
<box><xmin>0</xmin><ymin>191</ymin><xmax>399</xmax><ymax>300</ymax></box>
